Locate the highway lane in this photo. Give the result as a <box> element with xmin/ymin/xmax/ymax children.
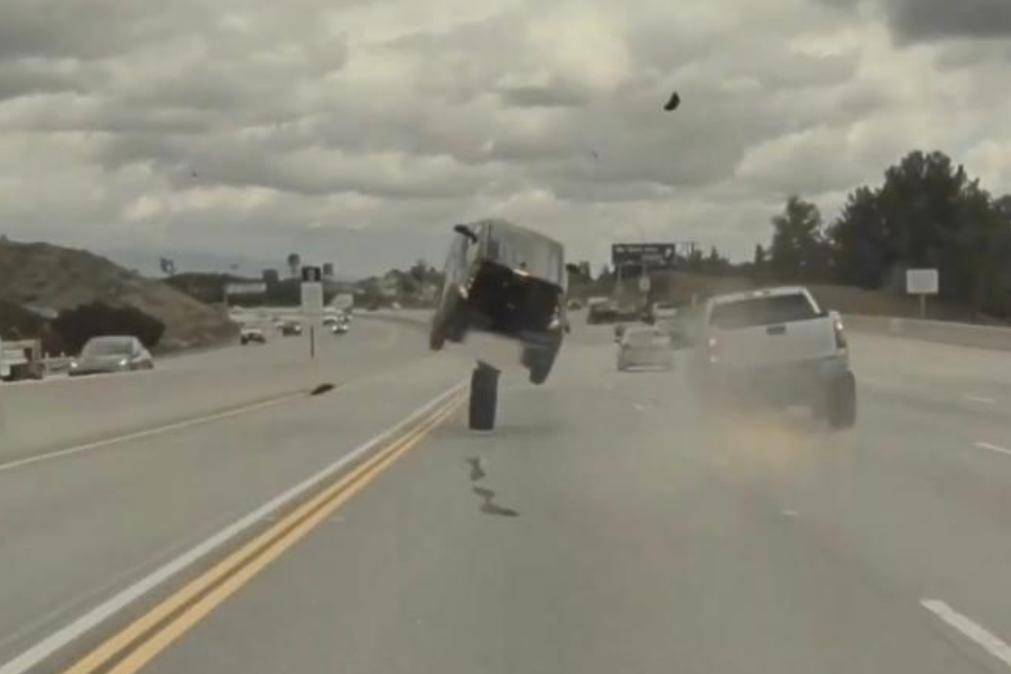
<box><xmin>0</xmin><ymin>318</ymin><xmax>409</xmax><ymax>464</ymax></box>
<box><xmin>3</xmin><ymin>321</ymin><xmax>1011</xmax><ymax>673</ymax></box>
<box><xmin>0</xmin><ymin>317</ymin><xmax>467</xmax><ymax>670</ymax></box>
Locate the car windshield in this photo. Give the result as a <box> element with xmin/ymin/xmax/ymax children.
<box><xmin>709</xmin><ymin>294</ymin><xmax>818</xmax><ymax>330</ymax></box>
<box><xmin>484</xmin><ymin>223</ymin><xmax>564</xmax><ymax>285</ymax></box>
<box><xmin>82</xmin><ymin>338</ymin><xmax>132</xmax><ymax>356</ymax></box>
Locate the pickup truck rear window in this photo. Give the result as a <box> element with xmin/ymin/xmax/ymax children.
<box><xmin>709</xmin><ymin>294</ymin><xmax>818</xmax><ymax>329</ymax></box>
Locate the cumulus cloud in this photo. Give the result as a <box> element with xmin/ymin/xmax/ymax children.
<box><xmin>0</xmin><ymin>0</ymin><xmax>1008</xmax><ymax>276</ymax></box>
<box><xmin>881</xmin><ymin>0</ymin><xmax>1011</xmax><ymax>43</ymax></box>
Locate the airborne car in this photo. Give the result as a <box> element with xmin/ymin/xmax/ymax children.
<box><xmin>430</xmin><ymin>219</ymin><xmax>569</xmax><ymax>430</ymax></box>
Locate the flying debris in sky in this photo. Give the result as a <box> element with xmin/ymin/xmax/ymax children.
<box><xmin>663</xmin><ymin>91</ymin><xmax>681</xmax><ymax>112</ymax></box>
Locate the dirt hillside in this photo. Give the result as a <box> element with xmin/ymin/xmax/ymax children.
<box><xmin>0</xmin><ymin>240</ymin><xmax>237</xmax><ymax>351</ymax></box>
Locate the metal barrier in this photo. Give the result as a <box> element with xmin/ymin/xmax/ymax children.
<box><xmin>843</xmin><ymin>314</ymin><xmax>1011</xmax><ymax>352</ymax></box>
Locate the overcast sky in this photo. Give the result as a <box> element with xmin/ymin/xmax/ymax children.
<box><xmin>1</xmin><ymin>0</ymin><xmax>1010</xmax><ymax>277</ymax></box>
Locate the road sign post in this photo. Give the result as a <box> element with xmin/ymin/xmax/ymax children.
<box><xmin>906</xmin><ymin>269</ymin><xmax>939</xmax><ymax>320</ymax></box>
<box><xmin>301</xmin><ymin>266</ymin><xmax>325</xmax><ymax>359</ymax></box>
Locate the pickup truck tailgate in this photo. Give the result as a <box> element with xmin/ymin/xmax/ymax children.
<box><xmin>706</xmin><ymin>291</ymin><xmax>838</xmax><ymax>369</ymax></box>
<box><xmin>713</xmin><ymin>318</ymin><xmax>836</xmax><ymax>368</ymax></box>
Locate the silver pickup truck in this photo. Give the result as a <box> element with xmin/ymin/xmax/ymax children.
<box><xmin>696</xmin><ymin>286</ymin><xmax>856</xmax><ymax>429</ymax></box>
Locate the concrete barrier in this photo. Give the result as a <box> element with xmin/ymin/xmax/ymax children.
<box><xmin>843</xmin><ymin>314</ymin><xmax>1011</xmax><ymax>352</ymax></box>
<box><xmin>359</xmin><ymin>309</ymin><xmax>431</xmax><ymax>330</ymax></box>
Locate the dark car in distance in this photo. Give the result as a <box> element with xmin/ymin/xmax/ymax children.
<box><xmin>429</xmin><ymin>219</ymin><xmax>569</xmax><ymax>429</ymax></box>
<box><xmin>279</xmin><ymin>321</ymin><xmax>303</xmax><ymax>337</ymax></box>
<box><xmin>69</xmin><ymin>336</ymin><xmax>154</xmax><ymax>376</ymax></box>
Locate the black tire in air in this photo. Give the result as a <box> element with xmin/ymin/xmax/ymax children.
<box><xmin>469</xmin><ymin>363</ymin><xmax>499</xmax><ymax>431</ymax></box>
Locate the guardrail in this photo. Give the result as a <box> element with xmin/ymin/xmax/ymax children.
<box><xmin>843</xmin><ymin>314</ymin><xmax>1011</xmax><ymax>352</ymax></box>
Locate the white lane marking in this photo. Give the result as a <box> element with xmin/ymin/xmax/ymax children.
<box><xmin>975</xmin><ymin>442</ymin><xmax>1011</xmax><ymax>457</ymax></box>
<box><xmin>964</xmin><ymin>395</ymin><xmax>997</xmax><ymax>405</ymax></box>
<box><xmin>0</xmin><ymin>381</ymin><xmax>464</xmax><ymax>674</ymax></box>
<box><xmin>921</xmin><ymin>599</ymin><xmax>1011</xmax><ymax>668</ymax></box>
<box><xmin>781</xmin><ymin>509</ymin><xmax>799</xmax><ymax>518</ymax></box>
<box><xmin>0</xmin><ymin>392</ymin><xmax>306</xmax><ymax>476</ymax></box>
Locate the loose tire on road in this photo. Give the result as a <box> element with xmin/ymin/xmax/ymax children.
<box><xmin>826</xmin><ymin>371</ymin><xmax>857</xmax><ymax>429</ymax></box>
<box><xmin>469</xmin><ymin>364</ymin><xmax>499</xmax><ymax>431</ymax></box>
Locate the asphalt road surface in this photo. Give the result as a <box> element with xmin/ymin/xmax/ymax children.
<box><xmin>2</xmin><ymin>315</ymin><xmax>1011</xmax><ymax>674</ymax></box>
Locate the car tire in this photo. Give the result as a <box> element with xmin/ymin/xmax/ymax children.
<box><xmin>826</xmin><ymin>371</ymin><xmax>857</xmax><ymax>429</ymax></box>
<box><xmin>429</xmin><ymin>318</ymin><xmax>448</xmax><ymax>351</ymax></box>
<box><xmin>469</xmin><ymin>364</ymin><xmax>499</xmax><ymax>431</ymax></box>
<box><xmin>527</xmin><ymin>349</ymin><xmax>557</xmax><ymax>385</ymax></box>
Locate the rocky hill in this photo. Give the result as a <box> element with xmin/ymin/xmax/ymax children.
<box><xmin>0</xmin><ymin>239</ymin><xmax>237</xmax><ymax>351</ymax></box>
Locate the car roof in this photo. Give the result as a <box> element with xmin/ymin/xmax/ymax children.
<box><xmin>708</xmin><ymin>286</ymin><xmax>810</xmax><ymax>305</ymax></box>
<box><xmin>473</xmin><ymin>219</ymin><xmax>560</xmax><ymax>247</ymax></box>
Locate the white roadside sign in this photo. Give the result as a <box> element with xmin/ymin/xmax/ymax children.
<box><xmin>906</xmin><ymin>269</ymin><xmax>939</xmax><ymax>295</ymax></box>
<box><xmin>225</xmin><ymin>282</ymin><xmax>267</xmax><ymax>296</ymax></box>
<box><xmin>301</xmin><ymin>281</ymin><xmax>324</xmax><ymax>317</ymax></box>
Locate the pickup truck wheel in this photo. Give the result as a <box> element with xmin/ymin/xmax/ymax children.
<box><xmin>826</xmin><ymin>372</ymin><xmax>857</xmax><ymax>429</ymax></box>
<box><xmin>469</xmin><ymin>364</ymin><xmax>499</xmax><ymax>431</ymax></box>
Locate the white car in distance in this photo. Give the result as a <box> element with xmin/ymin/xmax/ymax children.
<box><xmin>617</xmin><ymin>326</ymin><xmax>673</xmax><ymax>371</ymax></box>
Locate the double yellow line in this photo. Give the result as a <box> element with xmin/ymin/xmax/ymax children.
<box><xmin>62</xmin><ymin>392</ymin><xmax>465</xmax><ymax>674</ymax></box>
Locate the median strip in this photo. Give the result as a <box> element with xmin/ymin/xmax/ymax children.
<box><xmin>0</xmin><ymin>382</ymin><xmax>465</xmax><ymax>674</ymax></box>
<box><xmin>63</xmin><ymin>393</ymin><xmax>463</xmax><ymax>674</ymax></box>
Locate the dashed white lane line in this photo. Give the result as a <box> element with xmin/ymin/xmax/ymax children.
<box><xmin>975</xmin><ymin>442</ymin><xmax>1011</xmax><ymax>458</ymax></box>
<box><xmin>921</xmin><ymin>599</ymin><xmax>1011</xmax><ymax>669</ymax></box>
<box><xmin>964</xmin><ymin>395</ymin><xmax>997</xmax><ymax>405</ymax></box>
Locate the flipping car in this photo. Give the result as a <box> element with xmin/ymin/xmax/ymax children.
<box><xmin>430</xmin><ymin>219</ymin><xmax>570</xmax><ymax>430</ymax></box>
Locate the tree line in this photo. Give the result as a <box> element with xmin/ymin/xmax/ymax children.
<box><xmin>756</xmin><ymin>150</ymin><xmax>1011</xmax><ymax>318</ymax></box>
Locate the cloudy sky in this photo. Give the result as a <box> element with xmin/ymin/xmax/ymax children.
<box><xmin>1</xmin><ymin>0</ymin><xmax>1010</xmax><ymax>277</ymax></box>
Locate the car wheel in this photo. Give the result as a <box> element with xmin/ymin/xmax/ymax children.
<box><xmin>469</xmin><ymin>364</ymin><xmax>499</xmax><ymax>431</ymax></box>
<box><xmin>527</xmin><ymin>349</ymin><xmax>557</xmax><ymax>385</ymax></box>
<box><xmin>429</xmin><ymin>317</ymin><xmax>448</xmax><ymax>350</ymax></box>
<box><xmin>826</xmin><ymin>371</ymin><xmax>857</xmax><ymax>429</ymax></box>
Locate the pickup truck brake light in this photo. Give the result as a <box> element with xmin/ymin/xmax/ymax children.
<box><xmin>833</xmin><ymin>318</ymin><xmax>848</xmax><ymax>350</ymax></box>
<box><xmin>706</xmin><ymin>336</ymin><xmax>720</xmax><ymax>364</ymax></box>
